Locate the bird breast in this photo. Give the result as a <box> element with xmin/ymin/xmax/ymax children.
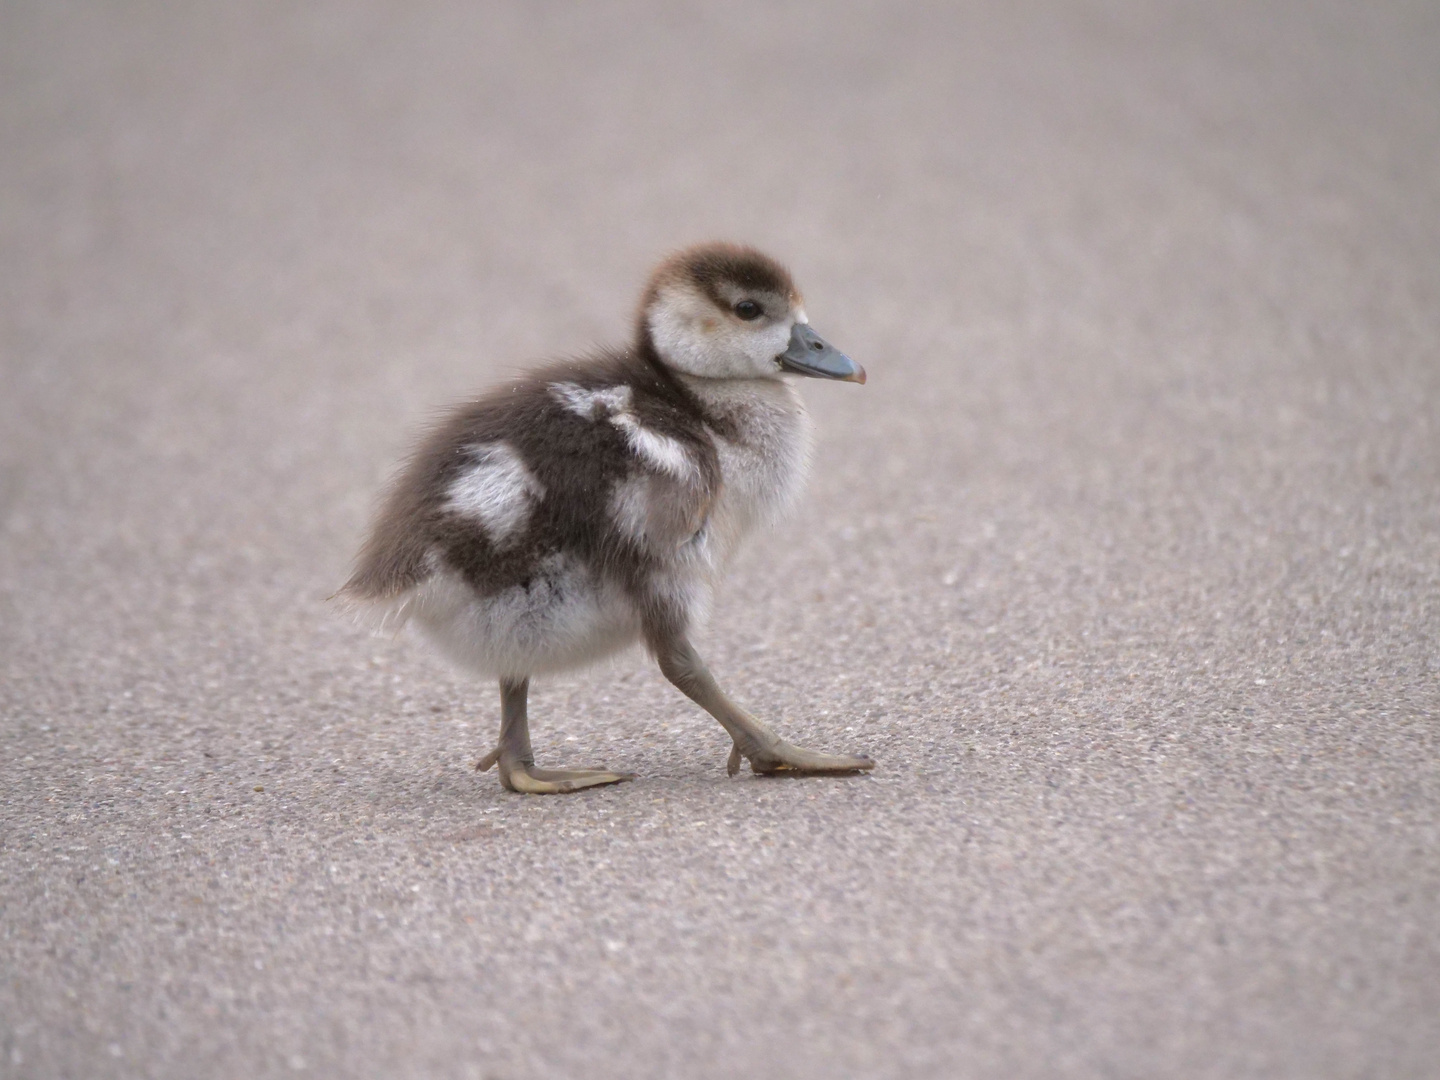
<box><xmin>684</xmin><ymin>375</ymin><xmax>814</xmax><ymax>558</ymax></box>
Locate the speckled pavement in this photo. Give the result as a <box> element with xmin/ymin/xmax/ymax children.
<box><xmin>2</xmin><ymin>3</ymin><xmax>1437</xmax><ymax>1078</ymax></box>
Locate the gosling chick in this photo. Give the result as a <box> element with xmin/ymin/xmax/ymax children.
<box><xmin>340</xmin><ymin>242</ymin><xmax>874</xmax><ymax>792</ymax></box>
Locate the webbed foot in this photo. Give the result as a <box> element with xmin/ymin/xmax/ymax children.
<box><xmin>501</xmin><ymin>761</ymin><xmax>634</xmax><ymax>794</ymax></box>
<box><xmin>478</xmin><ymin>748</ymin><xmax>632</xmax><ymax>793</ymax></box>
<box><xmin>726</xmin><ymin>738</ymin><xmax>874</xmax><ymax>777</ymax></box>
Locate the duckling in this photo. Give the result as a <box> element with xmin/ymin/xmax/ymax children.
<box><xmin>339</xmin><ymin>242</ymin><xmax>874</xmax><ymax>793</ymax></box>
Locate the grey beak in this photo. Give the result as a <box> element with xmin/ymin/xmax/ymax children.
<box><xmin>777</xmin><ymin>323</ymin><xmax>866</xmax><ymax>384</ymax></box>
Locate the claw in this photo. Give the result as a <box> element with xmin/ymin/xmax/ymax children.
<box><xmin>475</xmin><ymin>747</ymin><xmax>501</xmax><ymax>772</ymax></box>
<box><xmin>726</xmin><ymin>743</ymin><xmax>743</xmax><ymax>776</ymax></box>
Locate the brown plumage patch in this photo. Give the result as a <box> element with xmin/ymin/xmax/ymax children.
<box><xmin>637</xmin><ymin>242</ymin><xmax>800</xmax><ymax>329</ymax></box>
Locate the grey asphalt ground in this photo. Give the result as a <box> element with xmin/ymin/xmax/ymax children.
<box><xmin>3</xmin><ymin>2</ymin><xmax>1438</xmax><ymax>1078</ymax></box>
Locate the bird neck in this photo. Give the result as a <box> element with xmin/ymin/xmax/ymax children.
<box><xmin>631</xmin><ymin>327</ymin><xmax>745</xmax><ymax>440</ymax></box>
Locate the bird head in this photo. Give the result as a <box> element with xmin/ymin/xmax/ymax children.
<box><xmin>639</xmin><ymin>242</ymin><xmax>865</xmax><ymax>385</ymax></box>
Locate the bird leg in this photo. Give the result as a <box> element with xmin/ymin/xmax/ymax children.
<box><xmin>651</xmin><ymin>633</ymin><xmax>874</xmax><ymax>777</ymax></box>
<box><xmin>488</xmin><ymin>677</ymin><xmax>634</xmax><ymax>794</ymax></box>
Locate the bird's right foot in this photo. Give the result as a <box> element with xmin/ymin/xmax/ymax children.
<box><xmin>727</xmin><ymin>738</ymin><xmax>874</xmax><ymax>777</ymax></box>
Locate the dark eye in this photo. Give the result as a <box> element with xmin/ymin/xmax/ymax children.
<box><xmin>733</xmin><ymin>299</ymin><xmax>763</xmax><ymax>321</ymax></box>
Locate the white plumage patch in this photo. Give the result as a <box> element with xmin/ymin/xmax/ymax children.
<box><xmin>550</xmin><ymin>380</ymin><xmax>696</xmax><ymax>482</ymax></box>
<box><xmin>551</xmin><ymin>382</ymin><xmax>633</xmax><ymax>419</ymax></box>
<box><xmin>443</xmin><ymin>441</ymin><xmax>543</xmax><ymax>545</ymax></box>
<box><xmin>609</xmin><ymin>412</ymin><xmax>696</xmax><ymax>481</ymax></box>
<box><xmin>608</xmin><ymin>473</ymin><xmax>653</xmax><ymax>548</ymax></box>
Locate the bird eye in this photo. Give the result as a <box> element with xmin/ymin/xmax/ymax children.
<box><xmin>733</xmin><ymin>300</ymin><xmax>763</xmax><ymax>321</ymax></box>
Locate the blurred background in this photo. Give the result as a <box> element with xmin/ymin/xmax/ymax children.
<box><xmin>2</xmin><ymin>2</ymin><xmax>1437</xmax><ymax>1078</ymax></box>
